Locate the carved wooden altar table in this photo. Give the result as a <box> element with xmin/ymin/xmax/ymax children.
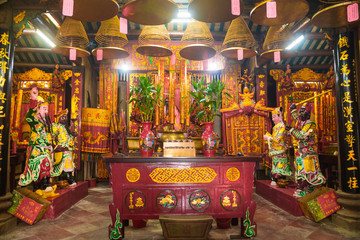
<box><xmin>102</xmin><ymin>154</ymin><xmax>262</xmax><ymax>239</ymax></box>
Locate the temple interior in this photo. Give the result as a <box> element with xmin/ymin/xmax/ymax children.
<box><xmin>0</xmin><ymin>0</ymin><xmax>360</xmax><ymax>239</ymax></box>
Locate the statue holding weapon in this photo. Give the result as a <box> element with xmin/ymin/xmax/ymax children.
<box><xmin>285</xmin><ymin>98</ymin><xmax>326</xmax><ymax>197</ymax></box>
<box><xmin>52</xmin><ymin>109</ymin><xmax>77</xmax><ymax>186</ymax></box>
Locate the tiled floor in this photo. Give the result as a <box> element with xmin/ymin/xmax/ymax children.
<box><xmin>2</xmin><ymin>182</ymin><xmax>360</xmax><ymax>240</ymax></box>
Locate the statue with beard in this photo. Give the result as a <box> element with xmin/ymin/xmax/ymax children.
<box><xmin>286</xmin><ymin>103</ymin><xmax>326</xmax><ymax>197</ymax></box>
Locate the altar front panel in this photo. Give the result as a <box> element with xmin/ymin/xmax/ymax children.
<box><xmin>108</xmin><ymin>159</ymin><xmax>257</xmax><ymax>221</ymax></box>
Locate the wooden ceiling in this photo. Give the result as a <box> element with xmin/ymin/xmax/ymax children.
<box><xmin>11</xmin><ymin>0</ymin><xmax>334</xmax><ymax>73</ymax></box>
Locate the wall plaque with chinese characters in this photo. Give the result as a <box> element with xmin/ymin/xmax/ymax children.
<box><xmin>71</xmin><ymin>67</ymin><xmax>83</xmax><ymax>169</ymax></box>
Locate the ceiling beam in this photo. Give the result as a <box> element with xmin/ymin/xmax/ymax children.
<box><xmin>15</xmin><ymin>47</ymin><xmax>52</xmax><ymax>53</ymax></box>
<box><xmin>268</xmin><ymin>64</ymin><xmax>333</xmax><ymax>70</ymax></box>
<box><xmin>13</xmin><ymin>0</ymin><xmax>60</xmax><ymax>10</ymax></box>
<box><xmin>14</xmin><ymin>62</ymin><xmax>72</xmax><ymax>69</ymax></box>
<box><xmin>258</xmin><ymin>50</ymin><xmax>333</xmax><ymax>67</ymax></box>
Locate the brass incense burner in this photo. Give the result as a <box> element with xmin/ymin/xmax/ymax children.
<box><xmin>159</xmin><ymin>130</ymin><xmax>186</xmax><ymax>143</ymax></box>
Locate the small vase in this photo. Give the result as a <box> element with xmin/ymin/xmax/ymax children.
<box><xmin>139</xmin><ymin>122</ymin><xmax>155</xmax><ymax>157</ymax></box>
<box><xmin>201</xmin><ymin>122</ymin><xmax>217</xmax><ymax>157</ymax></box>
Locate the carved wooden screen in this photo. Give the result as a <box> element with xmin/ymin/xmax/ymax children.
<box><xmin>225</xmin><ymin>113</ymin><xmax>266</xmax><ymax>156</ymax></box>
<box><xmin>11</xmin><ymin>68</ymin><xmax>70</xmax><ymax>143</ymax></box>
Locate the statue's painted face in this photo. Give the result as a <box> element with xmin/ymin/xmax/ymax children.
<box><xmin>59</xmin><ymin>114</ymin><xmax>67</xmax><ymax>124</ymax></box>
<box><xmin>30</xmin><ymin>87</ymin><xmax>39</xmax><ymax>100</ymax></box>
<box><xmin>38</xmin><ymin>105</ymin><xmax>48</xmax><ymax>119</ymax></box>
<box><xmin>299</xmin><ymin>107</ymin><xmax>310</xmax><ymax>121</ymax></box>
<box><xmin>272</xmin><ymin>113</ymin><xmax>282</xmax><ymax>125</ymax></box>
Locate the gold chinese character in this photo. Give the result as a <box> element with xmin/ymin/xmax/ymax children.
<box><xmin>340</xmin><ymin>50</ymin><xmax>349</xmax><ymax>61</ymax></box>
<box><xmin>0</xmin><ymin>61</ymin><xmax>8</xmax><ymax>74</ymax></box>
<box><xmin>347</xmin><ymin>167</ymin><xmax>358</xmax><ymax>171</ymax></box>
<box><xmin>74</xmin><ymin>79</ymin><xmax>81</xmax><ymax>85</ymax></box>
<box><xmin>345</xmin><ymin>120</ymin><xmax>354</xmax><ymax>132</ymax></box>
<box><xmin>0</xmin><ymin>48</ymin><xmax>8</xmax><ymax>59</ymax></box>
<box><xmin>0</xmin><ymin>33</ymin><xmax>9</xmax><ymax>46</ymax></box>
<box><xmin>260</xmin><ymin>90</ymin><xmax>265</xmax><ymax>96</ymax></box>
<box><xmin>343</xmin><ymin>106</ymin><xmax>353</xmax><ymax>118</ymax></box>
<box><xmin>0</xmin><ymin>90</ymin><xmax>6</xmax><ymax>103</ymax></box>
<box><xmin>341</xmin><ymin>64</ymin><xmax>350</xmax><ymax>75</ymax></box>
<box><xmin>347</xmin><ymin>150</ymin><xmax>357</xmax><ymax>161</ymax></box>
<box><xmin>338</xmin><ymin>36</ymin><xmax>349</xmax><ymax>49</ymax></box>
<box><xmin>341</xmin><ymin>79</ymin><xmax>351</xmax><ymax>87</ymax></box>
<box><xmin>343</xmin><ymin>92</ymin><xmax>353</xmax><ymax>104</ymax></box>
<box><xmin>345</xmin><ymin>135</ymin><xmax>356</xmax><ymax>148</ymax></box>
<box><xmin>259</xmin><ymin>81</ymin><xmax>264</xmax><ymax>88</ymax></box>
<box><xmin>348</xmin><ymin>177</ymin><xmax>359</xmax><ymax>189</ymax></box>
<box><xmin>0</xmin><ymin>76</ymin><xmax>5</xmax><ymax>88</ymax></box>
<box><xmin>0</xmin><ymin>106</ymin><xmax>4</xmax><ymax>117</ymax></box>
<box><xmin>74</xmin><ymin>87</ymin><xmax>80</xmax><ymax>94</ymax></box>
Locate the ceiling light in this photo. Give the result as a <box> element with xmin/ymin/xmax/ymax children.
<box><xmin>36</xmin><ymin>29</ymin><xmax>56</xmax><ymax>48</ymax></box>
<box><xmin>285</xmin><ymin>34</ymin><xmax>304</xmax><ymax>50</ymax></box>
<box><xmin>171</xmin><ymin>18</ymin><xmax>193</xmax><ymax>23</ymax></box>
<box><xmin>177</xmin><ymin>9</ymin><xmax>191</xmax><ymax>18</ymax></box>
<box><xmin>120</xmin><ymin>64</ymin><xmax>129</xmax><ymax>71</ymax></box>
<box><xmin>171</xmin><ymin>9</ymin><xmax>192</xmax><ymax>23</ymax></box>
<box><xmin>208</xmin><ymin>61</ymin><xmax>218</xmax><ymax>71</ymax></box>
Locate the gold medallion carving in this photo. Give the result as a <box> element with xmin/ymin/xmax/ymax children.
<box><xmin>126</xmin><ymin>168</ymin><xmax>140</xmax><ymax>182</ymax></box>
<box><xmin>226</xmin><ymin>167</ymin><xmax>240</xmax><ymax>181</ymax></box>
<box><xmin>149</xmin><ymin>167</ymin><xmax>217</xmax><ymax>183</ymax></box>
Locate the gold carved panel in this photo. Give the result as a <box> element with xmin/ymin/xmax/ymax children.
<box><xmin>149</xmin><ymin>167</ymin><xmax>217</xmax><ymax>183</ymax></box>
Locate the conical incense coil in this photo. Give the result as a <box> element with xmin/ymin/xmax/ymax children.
<box><xmin>95</xmin><ymin>16</ymin><xmax>128</xmax><ymax>48</ymax></box>
<box><xmin>136</xmin><ymin>25</ymin><xmax>172</xmax><ymax>57</ymax></box>
<box><xmin>54</xmin><ymin>17</ymin><xmax>89</xmax><ymax>49</ymax></box>
<box><xmin>180</xmin><ymin>21</ymin><xmax>215</xmax><ymax>61</ymax></box>
<box><xmin>53</xmin><ymin>17</ymin><xmax>89</xmax><ymax>57</ymax></box>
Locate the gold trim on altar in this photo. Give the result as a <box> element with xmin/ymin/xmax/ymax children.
<box><xmin>126</xmin><ymin>168</ymin><xmax>140</xmax><ymax>182</ymax></box>
<box><xmin>149</xmin><ymin>167</ymin><xmax>217</xmax><ymax>183</ymax></box>
<box><xmin>226</xmin><ymin>167</ymin><xmax>240</xmax><ymax>181</ymax></box>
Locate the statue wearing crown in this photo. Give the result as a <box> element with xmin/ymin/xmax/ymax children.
<box><xmin>264</xmin><ymin>107</ymin><xmax>291</xmax><ymax>185</ymax></box>
<box><xmin>18</xmin><ymin>96</ymin><xmax>62</xmax><ymax>193</ymax></box>
<box><xmin>52</xmin><ymin>109</ymin><xmax>77</xmax><ymax>186</ymax></box>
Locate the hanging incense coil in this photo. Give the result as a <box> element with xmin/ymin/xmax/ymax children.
<box><xmin>61</xmin><ymin>0</ymin><xmax>119</xmax><ymax>22</ymax></box>
<box><xmin>188</xmin><ymin>0</ymin><xmax>244</xmax><ymax>23</ymax></box>
<box><xmin>251</xmin><ymin>0</ymin><xmax>309</xmax><ymax>26</ymax></box>
<box><xmin>92</xmin><ymin>16</ymin><xmax>129</xmax><ymax>59</ymax></box>
<box><xmin>180</xmin><ymin>21</ymin><xmax>216</xmax><ymax>61</ymax></box>
<box><xmin>136</xmin><ymin>25</ymin><xmax>172</xmax><ymax>57</ymax></box>
<box><xmin>122</xmin><ymin>0</ymin><xmax>178</xmax><ymax>25</ymax></box>
<box><xmin>260</xmin><ymin>24</ymin><xmax>293</xmax><ymax>60</ymax></box>
<box><xmin>312</xmin><ymin>1</ymin><xmax>360</xmax><ymax>28</ymax></box>
<box><xmin>221</xmin><ymin>17</ymin><xmax>257</xmax><ymax>59</ymax></box>
<box><xmin>52</xmin><ymin>17</ymin><xmax>90</xmax><ymax>58</ymax></box>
